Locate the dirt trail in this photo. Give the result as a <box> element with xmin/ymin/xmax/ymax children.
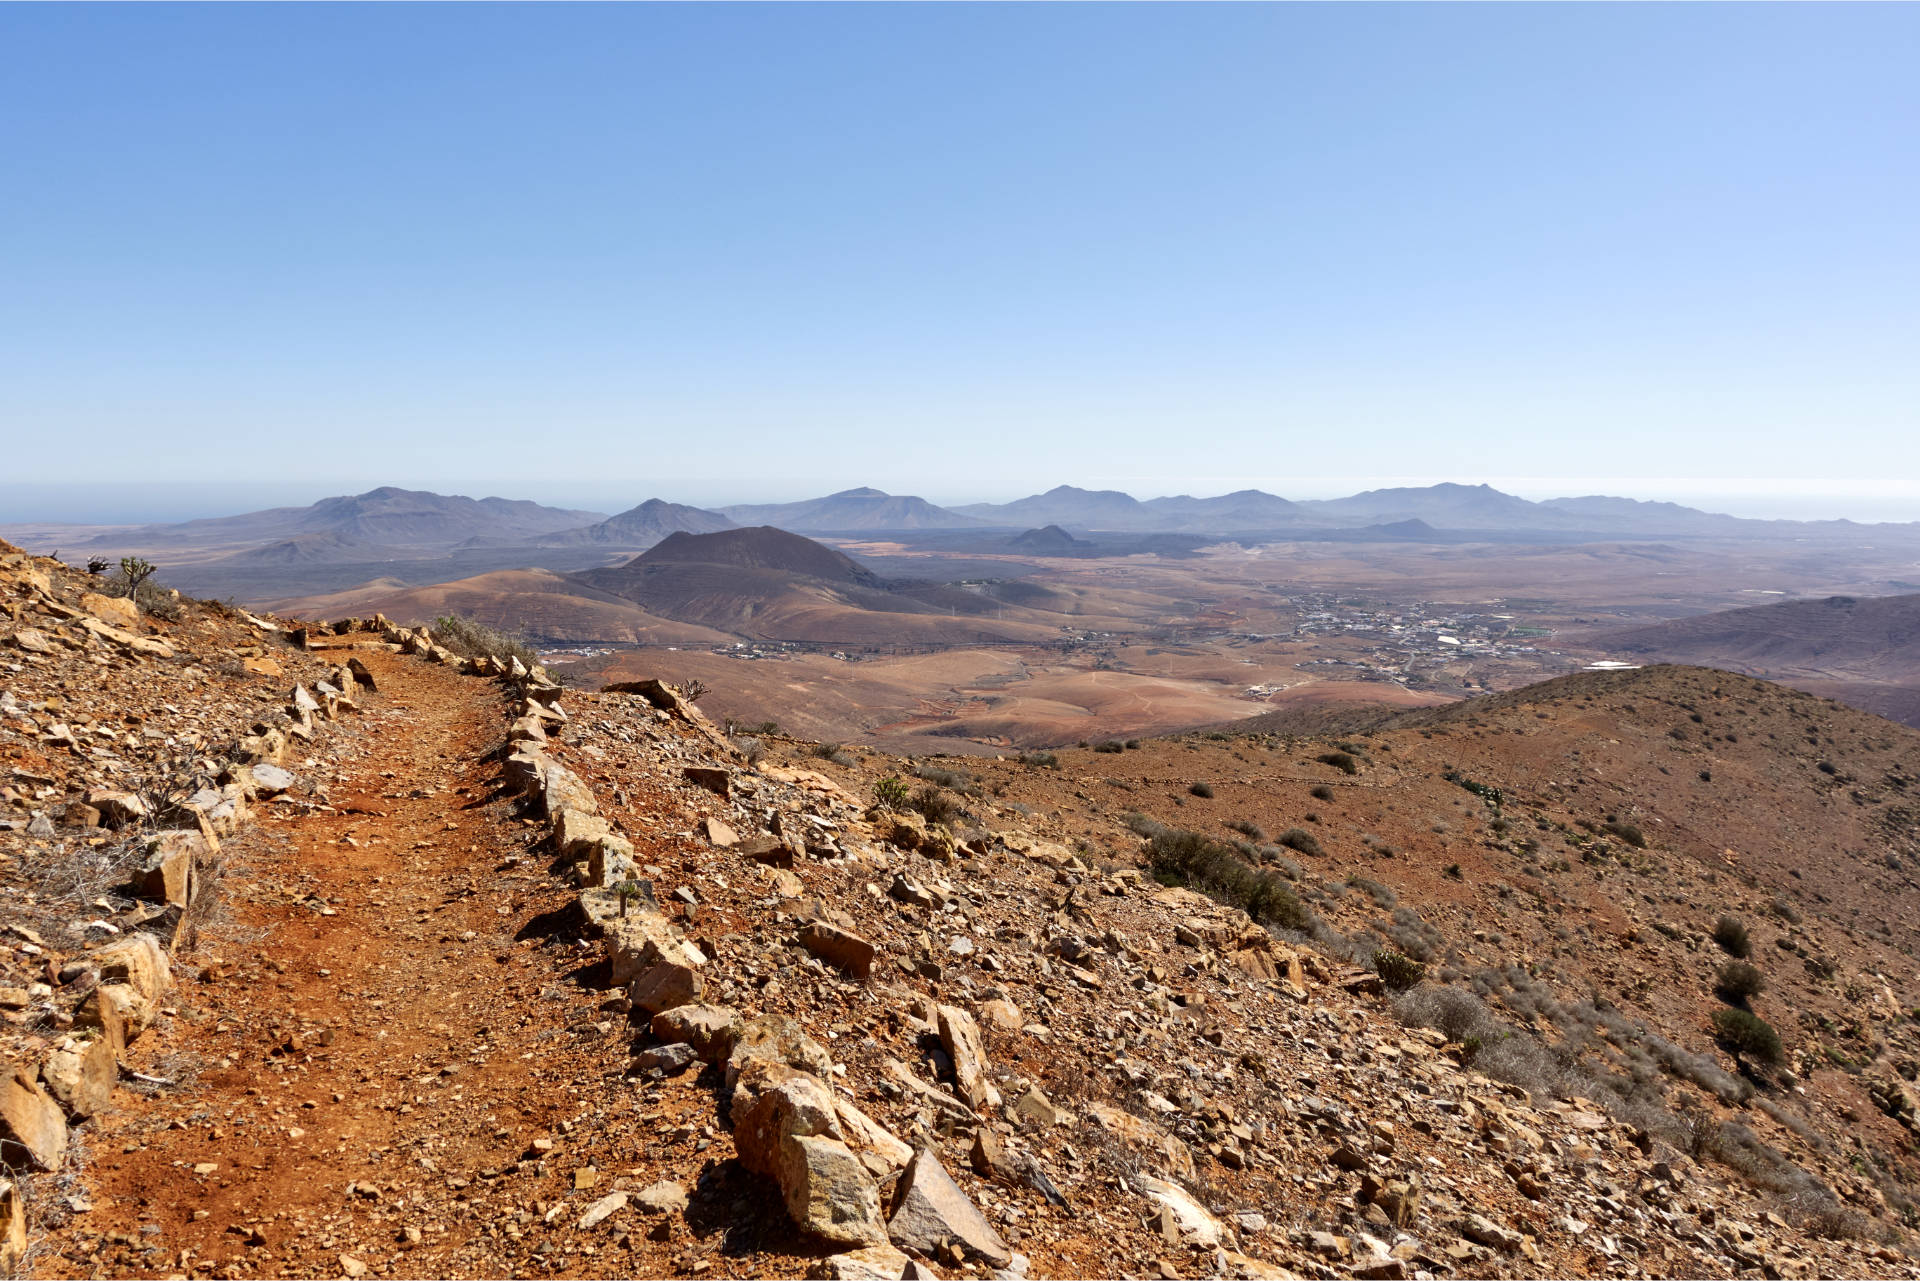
<box><xmin>39</xmin><ymin>646</ymin><xmax>618</xmax><ymax>1280</ymax></box>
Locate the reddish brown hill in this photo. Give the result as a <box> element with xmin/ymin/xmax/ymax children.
<box><xmin>1586</xmin><ymin>593</ymin><xmax>1920</xmax><ymax>727</ymax></box>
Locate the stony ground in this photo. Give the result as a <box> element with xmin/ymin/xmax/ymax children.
<box><xmin>6</xmin><ymin>539</ymin><xmax>1920</xmax><ymax>1280</ymax></box>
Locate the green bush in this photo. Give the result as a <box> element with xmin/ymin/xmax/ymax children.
<box><xmin>908</xmin><ymin>785</ymin><xmax>962</xmax><ymax>825</ymax></box>
<box><xmin>1713</xmin><ymin>916</ymin><xmax>1752</xmax><ymax>958</ymax></box>
<box><xmin>1373</xmin><ymin>949</ymin><xmax>1426</xmax><ymax>991</ymax></box>
<box><xmin>1093</xmin><ymin>740</ymin><xmax>1124</xmax><ymax>754</ymax></box>
<box><xmin>1317</xmin><ymin>751</ymin><xmax>1358</xmax><ymax>775</ymax></box>
<box><xmin>1189</xmin><ymin>781</ymin><xmax>1214</xmax><ymax>798</ymax></box>
<box><xmin>1223</xmin><ymin>819</ymin><xmax>1263</xmax><ymax>840</ymax></box>
<box><xmin>1714</xmin><ymin>961</ymin><xmax>1766</xmax><ymax>1006</ymax></box>
<box><xmin>1146</xmin><ymin>827</ymin><xmax>1310</xmax><ymax>932</ymax></box>
<box><xmin>1712</xmin><ymin>1007</ymin><xmax>1782</xmax><ymax>1064</ymax></box>
<box><xmin>1309</xmin><ymin>785</ymin><xmax>1334</xmax><ymax>801</ymax></box>
<box><xmin>1602</xmin><ymin>820</ymin><xmax>1647</xmax><ymax>849</ymax></box>
<box><xmin>1015</xmin><ymin>751</ymin><xmax>1058</xmax><ymax>768</ymax></box>
<box><xmin>873</xmin><ymin>776</ymin><xmax>911</xmax><ymax>808</ymax></box>
<box><xmin>1277</xmin><ymin>828</ymin><xmax>1323</xmax><ymax>857</ymax></box>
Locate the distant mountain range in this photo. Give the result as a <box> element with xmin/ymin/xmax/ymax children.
<box><xmin>46</xmin><ymin>482</ymin><xmax>1920</xmax><ymax>561</ymax></box>
<box><xmin>718</xmin><ymin>487</ymin><xmax>980</xmax><ymax>531</ymax></box>
<box><xmin>957</xmin><ymin>485</ymin><xmax>1305</xmax><ymax>532</ymax></box>
<box><xmin>534</xmin><ymin>498</ymin><xmax>737</xmax><ymax>548</ymax></box>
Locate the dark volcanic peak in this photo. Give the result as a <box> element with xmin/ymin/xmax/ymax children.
<box><xmin>716</xmin><ymin>488</ymin><xmax>980</xmax><ymax>531</ymax></box>
<box><xmin>630</xmin><ymin>525</ymin><xmax>883</xmax><ymax>586</ymax></box>
<box><xmin>1007</xmin><ymin>524</ymin><xmax>1089</xmax><ymax>554</ymax></box>
<box><xmin>538</xmin><ymin>498</ymin><xmax>736</xmax><ymax>548</ymax></box>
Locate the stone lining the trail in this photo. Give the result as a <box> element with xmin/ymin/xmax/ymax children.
<box><xmin>487</xmin><ymin>663</ymin><xmax>1015</xmax><ymax>1274</ymax></box>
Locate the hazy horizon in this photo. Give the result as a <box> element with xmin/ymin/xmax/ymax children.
<box><xmin>3</xmin><ymin>475</ymin><xmax>1917</xmax><ymax>529</ymax></box>
<box><xmin>4</xmin><ymin>5</ymin><xmax>1916</xmax><ymax>520</ymax></box>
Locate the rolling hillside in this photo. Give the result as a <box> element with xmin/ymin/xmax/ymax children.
<box><xmin>1590</xmin><ymin>593</ymin><xmax>1920</xmax><ymax>726</ymax></box>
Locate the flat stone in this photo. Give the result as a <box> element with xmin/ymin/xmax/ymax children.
<box><xmin>651</xmin><ymin>1003</ymin><xmax>743</xmax><ymax>1064</ymax></box>
<box><xmin>629</xmin><ymin>959</ymin><xmax>704</xmax><ymax>1015</ymax></box>
<box><xmin>937</xmin><ymin>1004</ymin><xmax>1000</xmax><ymax>1111</ymax></box>
<box><xmin>633</xmin><ymin>1042</ymin><xmax>698</xmax><ymax>1075</ymax></box>
<box><xmin>0</xmin><ymin>1070</ymin><xmax>67</xmax><ymax>1171</ymax></box>
<box><xmin>887</xmin><ymin>1147</ymin><xmax>1012</xmax><ymax>1267</ymax></box>
<box><xmin>577</xmin><ymin>1191</ymin><xmax>628</xmax><ymax>1229</ymax></box>
<box><xmin>636</xmin><ymin>1181</ymin><xmax>689</xmax><ymax>1214</ymax></box>
<box><xmin>815</xmin><ymin>1244</ymin><xmax>912</xmax><ymax>1280</ymax></box>
<box><xmin>1137</xmin><ymin>1175</ymin><xmax>1223</xmax><ymax>1247</ymax></box>
<box><xmin>800</xmin><ymin>921</ymin><xmax>877</xmax><ymax>979</ymax></box>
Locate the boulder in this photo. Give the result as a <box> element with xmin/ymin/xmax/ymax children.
<box><xmin>86</xmin><ymin>789</ymin><xmax>149</xmax><ymax>829</ymax></box>
<box><xmin>182</xmin><ymin>784</ymin><xmax>248</xmax><ymax>837</ymax></box>
<box><xmin>730</xmin><ymin>1060</ymin><xmax>888</xmax><ymax>1247</ymax></box>
<box><xmin>540</xmin><ymin>764</ymin><xmax>598</xmax><ymax>822</ymax></box>
<box><xmin>135</xmin><ymin>831</ymin><xmax>204</xmax><ymax>908</ymax></box>
<box><xmin>871</xmin><ymin>811</ymin><xmax>926</xmax><ymax>850</ymax></box>
<box><xmin>886</xmin><ymin>1147</ymin><xmax>1012</xmax><ymax>1267</ymax></box>
<box><xmin>91</xmin><ymin>933</ymin><xmax>171</xmax><ymax>1007</ymax></box>
<box><xmin>77</xmin><ymin>616</ymin><xmax>172</xmax><ymax>658</ymax></box>
<box><xmin>585</xmin><ymin>834</ymin><xmax>638</xmax><ymax>888</ymax></box>
<box><xmin>507</xmin><ymin>714</ymin><xmax>548</xmax><ymax>745</ymax></box>
<box><xmin>551</xmin><ymin>810</ymin><xmax>615</xmax><ymax>860</ymax></box>
<box><xmin>629</xmin><ymin>959</ymin><xmax>704</xmax><ymax>1016</ymax></box>
<box><xmin>41</xmin><ymin>1034</ymin><xmax>114</xmax><ymax>1118</ymax></box>
<box><xmin>731</xmin><ymin>1060</ymin><xmax>844</xmax><ymax>1170</ymax></box>
<box><xmin>501</xmin><ymin>749</ymin><xmax>547</xmax><ymax>796</ymax></box>
<box><xmin>741</xmin><ymin>834</ymin><xmax>795</xmax><ymax>869</ymax></box>
<box><xmin>936</xmin><ymin>1005</ymin><xmax>1000</xmax><ymax>1111</ymax></box>
<box><xmin>1137</xmin><ymin>1175</ymin><xmax>1223</xmax><ymax>1247</ymax></box>
<box><xmin>79</xmin><ymin>590</ymin><xmax>140</xmax><ymax>629</ymax></box>
<box><xmin>684</xmin><ymin>766</ymin><xmax>730</xmax><ymax>797</ymax></box>
<box><xmin>727</xmin><ymin>1014</ymin><xmax>834</xmax><ymax>1089</ymax></box>
<box><xmin>651</xmin><ymin>1003</ymin><xmax>743</xmax><ymax>1064</ymax></box>
<box><xmin>346</xmin><ymin>656</ymin><xmax>379</xmax><ymax>692</ymax></box>
<box><xmin>801</xmin><ymin>921</ymin><xmax>877</xmax><ymax>979</ymax></box>
<box><xmin>603</xmin><ymin>914</ymin><xmax>704</xmax><ymax>988</ymax></box>
<box><xmin>73</xmin><ymin>983</ymin><xmax>148</xmax><ymax>1056</ymax></box>
<box><xmin>0</xmin><ymin>1069</ymin><xmax>67</xmax><ymax>1171</ymax></box>
<box><xmin>249</xmin><ymin>763</ymin><xmax>296</xmax><ymax>794</ymax></box>
<box><xmin>8</xmin><ymin>627</ymin><xmax>57</xmax><ymax>655</ymax></box>
<box><xmin>577</xmin><ymin>1191</ymin><xmax>627</xmax><ymax>1230</ymax></box>
<box><xmin>779</xmin><ymin>1133</ymin><xmax>889</xmax><ymax>1248</ymax></box>
<box><xmin>703</xmin><ymin>817</ymin><xmax>740</xmax><ymax>847</ymax></box>
<box><xmin>234</xmin><ymin>728</ymin><xmax>288</xmax><ymax>767</ymax></box>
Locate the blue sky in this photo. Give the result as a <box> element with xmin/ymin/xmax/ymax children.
<box><xmin>3</xmin><ymin>4</ymin><xmax>1917</xmax><ymax>521</ymax></box>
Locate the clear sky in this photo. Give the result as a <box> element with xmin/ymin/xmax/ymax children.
<box><xmin>3</xmin><ymin>4</ymin><xmax>1917</xmax><ymax>522</ymax></box>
